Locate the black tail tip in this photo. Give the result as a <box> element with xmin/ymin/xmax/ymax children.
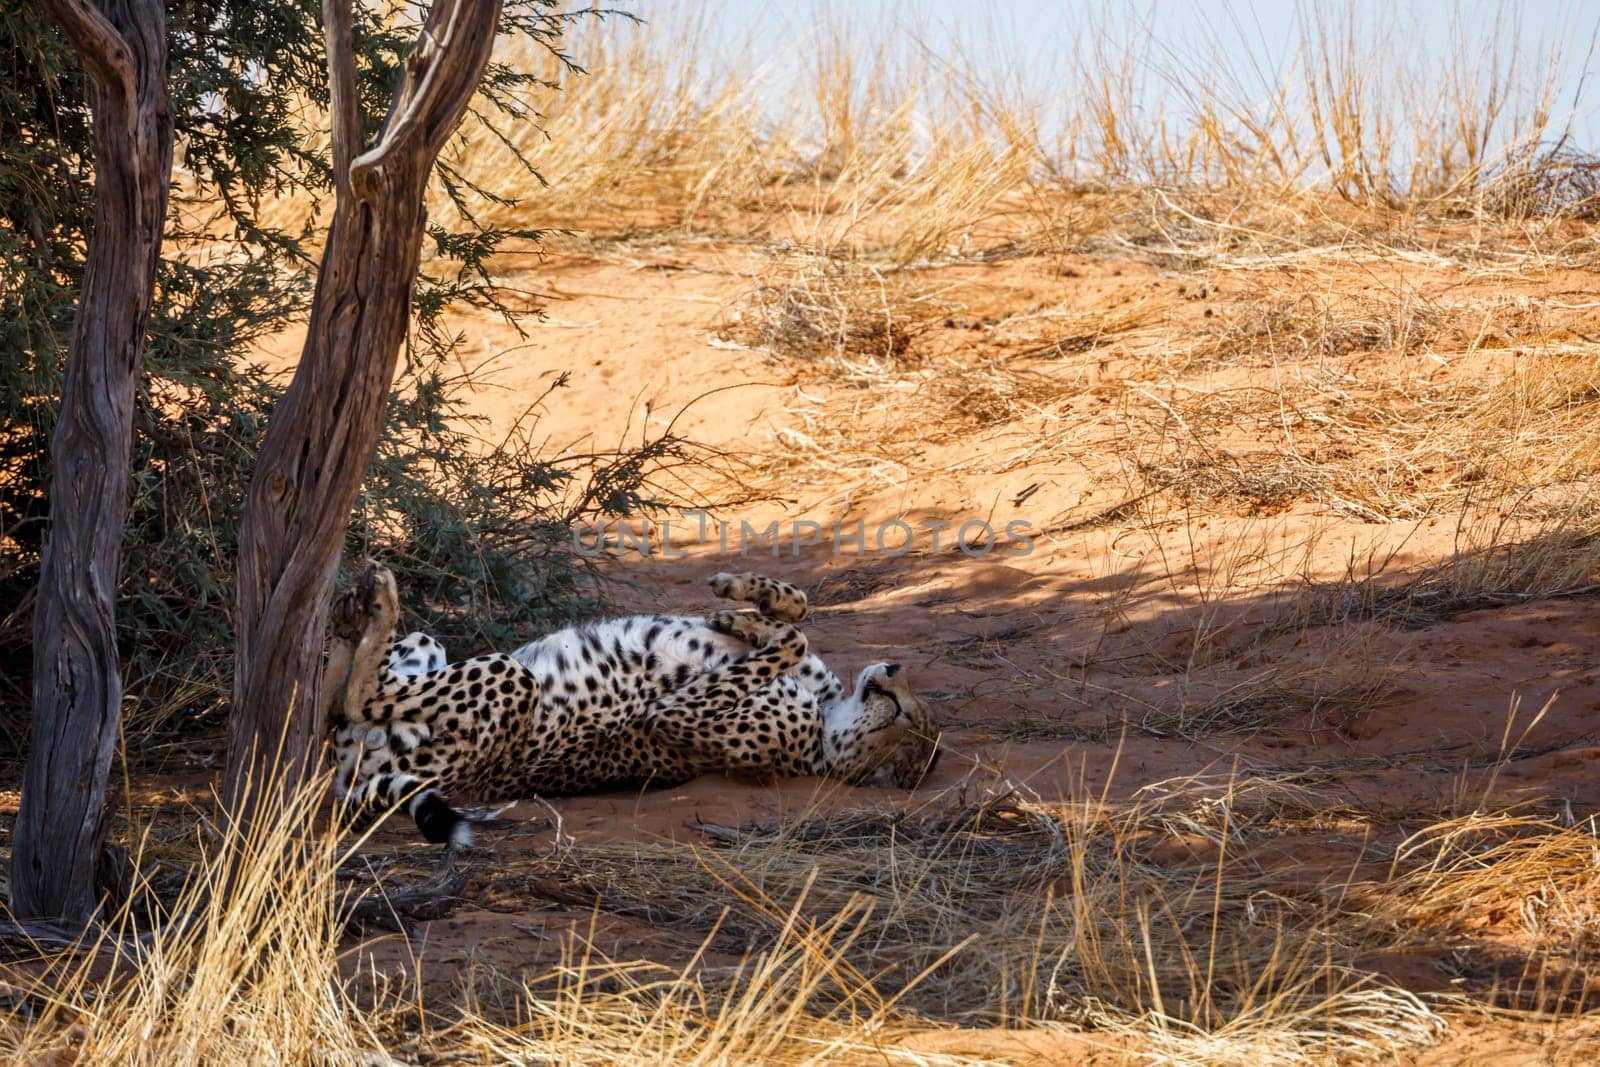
<box><xmin>412</xmin><ymin>792</ymin><xmax>473</xmax><ymax>848</ymax></box>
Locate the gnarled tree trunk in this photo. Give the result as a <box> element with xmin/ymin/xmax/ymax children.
<box><xmin>13</xmin><ymin>0</ymin><xmax>172</xmax><ymax>925</ymax></box>
<box><xmin>225</xmin><ymin>0</ymin><xmax>502</xmax><ymax>828</ymax></box>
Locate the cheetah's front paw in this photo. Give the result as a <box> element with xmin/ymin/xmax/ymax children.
<box><xmin>707</xmin><ymin>609</ymin><xmax>775</xmax><ymax>646</ymax></box>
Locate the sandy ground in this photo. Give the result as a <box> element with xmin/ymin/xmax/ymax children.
<box><xmin>236</xmin><ymin>231</ymin><xmax>1600</xmax><ymax>1060</ymax></box>
<box><xmin>303</xmin><ymin>242</ymin><xmax>1600</xmax><ymax>806</ymax></box>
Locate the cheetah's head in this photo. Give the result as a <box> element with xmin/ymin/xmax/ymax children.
<box><xmin>826</xmin><ymin>663</ymin><xmax>939</xmax><ymax>789</ymax></box>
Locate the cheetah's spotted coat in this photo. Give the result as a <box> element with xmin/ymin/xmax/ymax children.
<box><xmin>323</xmin><ymin>564</ymin><xmax>939</xmax><ymax>845</ymax></box>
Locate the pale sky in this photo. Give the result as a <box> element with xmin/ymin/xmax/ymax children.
<box><xmin>619</xmin><ymin>1</ymin><xmax>1599</xmax><ymax>165</ymax></box>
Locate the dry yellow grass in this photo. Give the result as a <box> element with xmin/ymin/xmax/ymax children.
<box><xmin>15</xmin><ymin>770</ymin><xmax>1600</xmax><ymax>1065</ymax></box>
<box><xmin>248</xmin><ymin>1</ymin><xmax>1596</xmax><ymax>263</ymax></box>
<box><xmin>0</xmin><ymin>780</ymin><xmax>988</xmax><ymax>1066</ymax></box>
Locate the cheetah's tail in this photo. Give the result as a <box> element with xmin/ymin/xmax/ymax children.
<box><xmin>411</xmin><ymin>789</ymin><xmax>475</xmax><ymax>849</ymax></box>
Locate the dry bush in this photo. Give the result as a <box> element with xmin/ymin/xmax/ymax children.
<box><xmin>1485</xmin><ymin>149</ymin><xmax>1600</xmax><ymax>219</ymax></box>
<box><xmin>716</xmin><ymin>256</ymin><xmax>945</xmax><ymax>370</ymax></box>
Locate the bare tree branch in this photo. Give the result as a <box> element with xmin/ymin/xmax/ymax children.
<box><xmin>323</xmin><ymin>0</ymin><xmax>359</xmax><ymax>198</ymax></box>
<box><xmin>37</xmin><ymin>0</ymin><xmax>135</xmax><ymax>101</ymax></box>
<box><xmin>351</xmin><ymin>0</ymin><xmax>499</xmax><ymax>183</ymax></box>
<box><xmin>227</xmin><ymin>0</ymin><xmax>503</xmax><ymax>832</ymax></box>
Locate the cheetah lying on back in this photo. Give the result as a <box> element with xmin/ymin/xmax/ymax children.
<box><xmin>323</xmin><ymin>563</ymin><xmax>939</xmax><ymax>846</ymax></box>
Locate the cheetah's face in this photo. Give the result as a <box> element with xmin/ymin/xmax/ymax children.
<box><xmin>837</xmin><ymin>663</ymin><xmax>939</xmax><ymax>788</ymax></box>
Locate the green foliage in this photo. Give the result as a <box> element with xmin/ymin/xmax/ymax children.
<box><xmin>0</xmin><ymin>3</ymin><xmax>664</xmax><ymax>761</ymax></box>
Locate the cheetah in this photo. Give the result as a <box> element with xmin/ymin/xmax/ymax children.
<box><xmin>323</xmin><ymin>562</ymin><xmax>939</xmax><ymax>846</ymax></box>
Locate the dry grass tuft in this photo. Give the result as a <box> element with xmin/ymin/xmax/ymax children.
<box><xmin>1140</xmin><ymin>622</ymin><xmax>1399</xmax><ymax>739</ymax></box>
<box><xmin>1307</xmin><ymin>505</ymin><xmax>1600</xmax><ymax>629</ymax></box>
<box><xmin>1096</xmin><ymin>303</ymin><xmax>1600</xmax><ymax>524</ymax></box>
<box><xmin>7</xmin><ymin>774</ymin><xmax>1600</xmax><ymax>1064</ymax></box>
<box><xmin>1380</xmin><ymin>810</ymin><xmax>1600</xmax><ymax>1017</ymax></box>
<box><xmin>922</xmin><ymin>357</ymin><xmax>1061</xmax><ymax>429</ymax></box>
<box><xmin>0</xmin><ymin>779</ymin><xmax>387</xmax><ymax>1065</ymax></box>
<box><xmin>0</xmin><ymin>782</ymin><xmax>988</xmax><ymax>1067</ymax></box>
<box><xmin>1392</xmin><ymin>812</ymin><xmax>1600</xmax><ymax>949</ymax></box>
<box><xmin>444</xmin><ymin>906</ymin><xmax>988</xmax><ymax>1067</ymax></box>
<box><xmin>1191</xmin><ymin>291</ymin><xmax>1453</xmax><ymax>367</ymax></box>
<box><xmin>1135</xmin><ymin>451</ymin><xmax>1326</xmax><ymax>517</ymax></box>
<box><xmin>257</xmin><ymin>3</ymin><xmax>1599</xmax><ymax>265</ymax></box>
<box><xmin>716</xmin><ymin>256</ymin><xmax>945</xmax><ymax>369</ymax></box>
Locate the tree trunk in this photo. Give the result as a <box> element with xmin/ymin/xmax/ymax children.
<box><xmin>225</xmin><ymin>0</ymin><xmax>502</xmax><ymax>827</ymax></box>
<box><xmin>12</xmin><ymin>0</ymin><xmax>171</xmax><ymax>925</ymax></box>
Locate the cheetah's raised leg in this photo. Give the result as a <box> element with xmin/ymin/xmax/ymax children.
<box><xmin>710</xmin><ymin>572</ymin><xmax>808</xmax><ymax>623</ymax></box>
<box><xmin>639</xmin><ymin>615</ymin><xmax>809</xmax><ymax>769</ymax></box>
<box><xmin>702</xmin><ymin>608</ymin><xmax>795</xmax><ymax>648</ymax></box>
<box><xmin>322</xmin><ymin>560</ymin><xmax>401</xmax><ymax>727</ymax></box>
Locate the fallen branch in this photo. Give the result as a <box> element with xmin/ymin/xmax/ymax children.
<box><xmin>340</xmin><ymin>855</ymin><xmax>468</xmax><ymax>933</ymax></box>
